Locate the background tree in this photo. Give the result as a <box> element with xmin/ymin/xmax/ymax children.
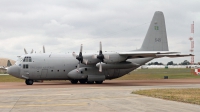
<box><xmin>167</xmin><ymin>61</ymin><xmax>173</xmax><ymax>65</ymax></box>
<box><xmin>180</xmin><ymin>60</ymin><xmax>190</xmax><ymax>65</ymax></box>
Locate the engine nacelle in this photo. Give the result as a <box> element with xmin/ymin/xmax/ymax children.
<box><xmin>67</xmin><ymin>67</ymin><xmax>105</xmax><ymax>81</ymax></box>
<box><xmin>67</xmin><ymin>68</ymin><xmax>88</xmax><ymax>80</ymax></box>
<box><xmin>103</xmin><ymin>52</ymin><xmax>127</xmax><ymax>64</ymax></box>
<box><xmin>82</xmin><ymin>52</ymin><xmax>127</xmax><ymax>65</ymax></box>
<box><xmin>96</xmin><ymin>62</ymin><xmax>139</xmax><ymax>69</ymax></box>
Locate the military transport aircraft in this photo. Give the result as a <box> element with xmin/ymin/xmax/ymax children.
<box><xmin>7</xmin><ymin>11</ymin><xmax>192</xmax><ymax>85</ymax></box>
<box><xmin>0</xmin><ymin>60</ymin><xmax>12</xmax><ymax>70</ymax></box>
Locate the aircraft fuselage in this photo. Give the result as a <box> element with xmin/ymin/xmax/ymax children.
<box><xmin>9</xmin><ymin>53</ymin><xmax>153</xmax><ymax>82</ymax></box>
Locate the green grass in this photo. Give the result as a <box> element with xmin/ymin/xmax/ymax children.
<box><xmin>0</xmin><ymin>68</ymin><xmax>199</xmax><ymax>82</ymax></box>
<box><xmin>117</xmin><ymin>68</ymin><xmax>199</xmax><ymax>80</ymax></box>
<box><xmin>133</xmin><ymin>88</ymin><xmax>200</xmax><ymax>105</ymax></box>
<box><xmin>0</xmin><ymin>75</ymin><xmax>23</xmax><ymax>82</ymax></box>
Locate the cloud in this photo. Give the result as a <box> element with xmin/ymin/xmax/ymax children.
<box><xmin>0</xmin><ymin>0</ymin><xmax>200</xmax><ymax>63</ymax></box>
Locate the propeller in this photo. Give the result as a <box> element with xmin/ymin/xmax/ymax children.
<box><xmin>73</xmin><ymin>44</ymin><xmax>88</xmax><ymax>72</ymax></box>
<box><xmin>95</xmin><ymin>42</ymin><xmax>109</xmax><ymax>72</ymax></box>
<box><xmin>76</xmin><ymin>44</ymin><xmax>83</xmax><ymax>72</ymax></box>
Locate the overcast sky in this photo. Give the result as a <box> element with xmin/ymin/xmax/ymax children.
<box><xmin>0</xmin><ymin>0</ymin><xmax>199</xmax><ymax>64</ymax></box>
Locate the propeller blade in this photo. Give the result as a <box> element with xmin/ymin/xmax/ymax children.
<box><xmin>100</xmin><ymin>41</ymin><xmax>102</xmax><ymax>51</ymax></box>
<box><xmin>99</xmin><ymin>62</ymin><xmax>102</xmax><ymax>72</ymax></box>
<box><xmin>72</xmin><ymin>52</ymin><xmax>77</xmax><ymax>57</ymax></box>
<box><xmin>30</xmin><ymin>49</ymin><xmax>34</xmax><ymax>54</ymax></box>
<box><xmin>104</xmin><ymin>54</ymin><xmax>109</xmax><ymax>60</ymax></box>
<box><xmin>83</xmin><ymin>59</ymin><xmax>88</xmax><ymax>65</ymax></box>
<box><xmin>43</xmin><ymin>45</ymin><xmax>45</xmax><ymax>53</ymax></box>
<box><xmin>80</xmin><ymin>44</ymin><xmax>83</xmax><ymax>53</ymax></box>
<box><xmin>24</xmin><ymin>48</ymin><xmax>28</xmax><ymax>54</ymax></box>
<box><xmin>92</xmin><ymin>54</ymin><xmax>97</xmax><ymax>59</ymax></box>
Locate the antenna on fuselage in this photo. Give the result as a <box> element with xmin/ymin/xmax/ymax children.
<box><xmin>43</xmin><ymin>45</ymin><xmax>45</xmax><ymax>53</ymax></box>
<box><xmin>24</xmin><ymin>45</ymin><xmax>45</xmax><ymax>54</ymax></box>
<box><xmin>24</xmin><ymin>48</ymin><xmax>28</xmax><ymax>54</ymax></box>
<box><xmin>30</xmin><ymin>49</ymin><xmax>34</xmax><ymax>54</ymax></box>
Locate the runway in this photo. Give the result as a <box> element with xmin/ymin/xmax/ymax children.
<box><xmin>0</xmin><ymin>79</ymin><xmax>200</xmax><ymax>112</ymax></box>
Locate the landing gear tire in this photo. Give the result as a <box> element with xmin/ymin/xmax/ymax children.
<box><xmin>25</xmin><ymin>79</ymin><xmax>34</xmax><ymax>85</ymax></box>
<box><xmin>87</xmin><ymin>81</ymin><xmax>94</xmax><ymax>84</ymax></box>
<box><xmin>70</xmin><ymin>80</ymin><xmax>78</xmax><ymax>84</ymax></box>
<box><xmin>95</xmin><ymin>81</ymin><xmax>103</xmax><ymax>84</ymax></box>
<box><xmin>79</xmin><ymin>79</ymin><xmax>87</xmax><ymax>84</ymax></box>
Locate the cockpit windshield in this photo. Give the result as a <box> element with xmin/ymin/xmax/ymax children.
<box><xmin>15</xmin><ymin>56</ymin><xmax>32</xmax><ymax>67</ymax></box>
<box><xmin>15</xmin><ymin>56</ymin><xmax>23</xmax><ymax>66</ymax></box>
<box><xmin>23</xmin><ymin>56</ymin><xmax>32</xmax><ymax>62</ymax></box>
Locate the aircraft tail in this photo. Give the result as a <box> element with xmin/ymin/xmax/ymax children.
<box><xmin>139</xmin><ymin>11</ymin><xmax>168</xmax><ymax>51</ymax></box>
<box><xmin>7</xmin><ymin>60</ymin><xmax>12</xmax><ymax>67</ymax></box>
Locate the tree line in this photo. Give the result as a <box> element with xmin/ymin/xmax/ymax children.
<box><xmin>148</xmin><ymin>60</ymin><xmax>191</xmax><ymax>65</ymax></box>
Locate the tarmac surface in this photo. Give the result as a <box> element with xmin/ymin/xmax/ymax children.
<box><xmin>0</xmin><ymin>79</ymin><xmax>200</xmax><ymax>112</ymax></box>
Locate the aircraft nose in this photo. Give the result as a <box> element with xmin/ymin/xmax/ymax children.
<box><xmin>7</xmin><ymin>65</ymin><xmax>21</xmax><ymax>78</ymax></box>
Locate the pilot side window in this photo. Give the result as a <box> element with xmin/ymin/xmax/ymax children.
<box><xmin>23</xmin><ymin>64</ymin><xmax>29</xmax><ymax>69</ymax></box>
<box><xmin>23</xmin><ymin>56</ymin><xmax>32</xmax><ymax>62</ymax></box>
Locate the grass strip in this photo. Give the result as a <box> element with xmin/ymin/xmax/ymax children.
<box><xmin>0</xmin><ymin>75</ymin><xmax>23</xmax><ymax>82</ymax></box>
<box><xmin>133</xmin><ymin>88</ymin><xmax>200</xmax><ymax>105</ymax></box>
<box><xmin>117</xmin><ymin>68</ymin><xmax>200</xmax><ymax>80</ymax></box>
<box><xmin>0</xmin><ymin>68</ymin><xmax>199</xmax><ymax>82</ymax></box>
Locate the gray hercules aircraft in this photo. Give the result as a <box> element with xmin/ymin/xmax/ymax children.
<box><xmin>7</xmin><ymin>11</ymin><xmax>192</xmax><ymax>85</ymax></box>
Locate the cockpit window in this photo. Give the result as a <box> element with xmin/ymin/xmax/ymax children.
<box><xmin>23</xmin><ymin>56</ymin><xmax>32</xmax><ymax>62</ymax></box>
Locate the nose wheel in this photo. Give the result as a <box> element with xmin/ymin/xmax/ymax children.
<box><xmin>25</xmin><ymin>79</ymin><xmax>34</xmax><ymax>85</ymax></box>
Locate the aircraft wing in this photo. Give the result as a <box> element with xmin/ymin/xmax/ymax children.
<box><xmin>119</xmin><ymin>51</ymin><xmax>180</xmax><ymax>58</ymax></box>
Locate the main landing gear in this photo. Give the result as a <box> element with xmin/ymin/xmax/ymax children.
<box><xmin>70</xmin><ymin>79</ymin><xmax>103</xmax><ymax>84</ymax></box>
<box><xmin>25</xmin><ymin>79</ymin><xmax>34</xmax><ymax>85</ymax></box>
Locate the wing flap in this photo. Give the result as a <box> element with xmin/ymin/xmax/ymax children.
<box><xmin>119</xmin><ymin>51</ymin><xmax>192</xmax><ymax>59</ymax></box>
<box><xmin>156</xmin><ymin>54</ymin><xmax>194</xmax><ymax>58</ymax></box>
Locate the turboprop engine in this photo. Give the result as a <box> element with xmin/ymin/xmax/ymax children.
<box><xmin>73</xmin><ymin>42</ymin><xmax>128</xmax><ymax>72</ymax></box>
<box><xmin>67</xmin><ymin>67</ymin><xmax>105</xmax><ymax>81</ymax></box>
<box><xmin>96</xmin><ymin>61</ymin><xmax>139</xmax><ymax>69</ymax></box>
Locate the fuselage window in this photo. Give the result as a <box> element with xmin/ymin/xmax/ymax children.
<box><xmin>23</xmin><ymin>56</ymin><xmax>32</xmax><ymax>62</ymax></box>
<box><xmin>23</xmin><ymin>64</ymin><xmax>29</xmax><ymax>69</ymax></box>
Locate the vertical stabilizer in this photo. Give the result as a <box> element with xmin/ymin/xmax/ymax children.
<box><xmin>7</xmin><ymin>60</ymin><xmax>12</xmax><ymax>67</ymax></box>
<box><xmin>140</xmin><ymin>11</ymin><xmax>168</xmax><ymax>51</ymax></box>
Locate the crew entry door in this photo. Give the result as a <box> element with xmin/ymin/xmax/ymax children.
<box><xmin>41</xmin><ymin>69</ymin><xmax>48</xmax><ymax>78</ymax></box>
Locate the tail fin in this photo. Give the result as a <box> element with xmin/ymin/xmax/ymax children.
<box><xmin>7</xmin><ymin>60</ymin><xmax>12</xmax><ymax>67</ymax></box>
<box><xmin>140</xmin><ymin>11</ymin><xmax>168</xmax><ymax>51</ymax></box>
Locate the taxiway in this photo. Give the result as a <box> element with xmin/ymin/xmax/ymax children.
<box><xmin>0</xmin><ymin>79</ymin><xmax>200</xmax><ymax>112</ymax></box>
